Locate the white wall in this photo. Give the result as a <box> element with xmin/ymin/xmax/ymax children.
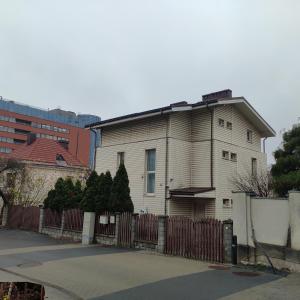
<box><xmin>232</xmin><ymin>192</ymin><xmax>289</xmax><ymax>247</ymax></box>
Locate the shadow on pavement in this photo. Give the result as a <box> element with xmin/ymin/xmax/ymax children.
<box><xmin>89</xmin><ymin>269</ymin><xmax>280</xmax><ymax>300</ymax></box>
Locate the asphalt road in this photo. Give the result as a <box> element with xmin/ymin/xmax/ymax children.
<box><xmin>0</xmin><ymin>229</ymin><xmax>299</xmax><ymax>300</ymax></box>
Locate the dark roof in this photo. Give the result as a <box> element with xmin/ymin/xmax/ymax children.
<box><xmin>10</xmin><ymin>138</ymin><xmax>84</xmax><ymax>167</ymax></box>
<box><xmin>85</xmin><ymin>99</ymin><xmax>219</xmax><ymax>128</ymax></box>
<box><xmin>169</xmin><ymin>187</ymin><xmax>215</xmax><ymax>196</ymax></box>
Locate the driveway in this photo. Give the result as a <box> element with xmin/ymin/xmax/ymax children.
<box><xmin>0</xmin><ymin>229</ymin><xmax>299</xmax><ymax>300</ymax></box>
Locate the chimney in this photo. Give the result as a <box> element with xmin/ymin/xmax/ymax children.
<box><xmin>170</xmin><ymin>101</ymin><xmax>188</xmax><ymax>107</ymax></box>
<box><xmin>58</xmin><ymin>140</ymin><xmax>69</xmax><ymax>150</ymax></box>
<box><xmin>27</xmin><ymin>133</ymin><xmax>36</xmax><ymax>145</ymax></box>
<box><xmin>202</xmin><ymin>89</ymin><xmax>232</xmax><ymax>102</ymax></box>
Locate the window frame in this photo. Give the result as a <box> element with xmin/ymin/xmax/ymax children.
<box><xmin>218</xmin><ymin>118</ymin><xmax>225</xmax><ymax>127</ymax></box>
<box><xmin>222</xmin><ymin>150</ymin><xmax>229</xmax><ymax>160</ymax></box>
<box><xmin>251</xmin><ymin>158</ymin><xmax>257</xmax><ymax>176</ymax></box>
<box><xmin>145</xmin><ymin>149</ymin><xmax>156</xmax><ymax>195</ymax></box>
<box><xmin>226</xmin><ymin>121</ymin><xmax>232</xmax><ymax>130</ymax></box>
<box><xmin>247</xmin><ymin>129</ymin><xmax>253</xmax><ymax>143</ymax></box>
<box><xmin>230</xmin><ymin>152</ymin><xmax>237</xmax><ymax>162</ymax></box>
<box><xmin>117</xmin><ymin>152</ymin><xmax>125</xmax><ymax>168</ymax></box>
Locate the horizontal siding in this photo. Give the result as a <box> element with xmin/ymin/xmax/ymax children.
<box><xmin>214</xmin><ymin>105</ymin><xmax>262</xmax><ymax>152</ymax></box>
<box><xmin>214</xmin><ymin>140</ymin><xmax>267</xmax><ymax>220</ymax></box>
<box><xmin>191</xmin><ymin>109</ymin><xmax>211</xmax><ymax>141</ymax></box>
<box><xmin>168</xmin><ymin>198</ymin><xmax>193</xmax><ymax>217</ymax></box>
<box><xmin>169</xmin><ymin>111</ymin><xmax>191</xmax><ymax>141</ymax></box>
<box><xmin>101</xmin><ymin>115</ymin><xmax>167</xmax><ymax>147</ymax></box>
<box><xmin>96</xmin><ymin>139</ymin><xmax>166</xmax><ymax>215</ymax></box>
<box><xmin>191</xmin><ymin>141</ymin><xmax>211</xmax><ymax>187</ymax></box>
<box><xmin>168</xmin><ymin>138</ymin><xmax>191</xmax><ymax>190</ymax></box>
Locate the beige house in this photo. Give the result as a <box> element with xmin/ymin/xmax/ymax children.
<box><xmin>88</xmin><ymin>90</ymin><xmax>275</xmax><ymax>220</ymax></box>
<box><xmin>0</xmin><ymin>136</ymin><xmax>88</xmax><ymax>206</ymax></box>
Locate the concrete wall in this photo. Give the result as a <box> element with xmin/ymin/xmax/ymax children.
<box><xmin>232</xmin><ymin>192</ymin><xmax>290</xmax><ymax>247</ymax></box>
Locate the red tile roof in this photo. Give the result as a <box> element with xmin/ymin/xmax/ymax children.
<box><xmin>10</xmin><ymin>138</ymin><xmax>84</xmax><ymax>167</ymax></box>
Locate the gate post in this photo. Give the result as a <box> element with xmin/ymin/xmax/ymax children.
<box><xmin>223</xmin><ymin>219</ymin><xmax>233</xmax><ymax>263</ymax></box>
<box><xmin>157</xmin><ymin>215</ymin><xmax>167</xmax><ymax>254</ymax></box>
<box><xmin>114</xmin><ymin>213</ymin><xmax>120</xmax><ymax>246</ymax></box>
<box><xmin>60</xmin><ymin>210</ymin><xmax>65</xmax><ymax>237</ymax></box>
<box><xmin>38</xmin><ymin>206</ymin><xmax>44</xmax><ymax>233</ymax></box>
<box><xmin>131</xmin><ymin>213</ymin><xmax>138</xmax><ymax>248</ymax></box>
<box><xmin>1</xmin><ymin>205</ymin><xmax>9</xmax><ymax>227</ymax></box>
<box><xmin>82</xmin><ymin>212</ymin><xmax>96</xmax><ymax>245</ymax></box>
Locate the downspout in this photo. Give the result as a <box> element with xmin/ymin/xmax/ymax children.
<box><xmin>206</xmin><ymin>103</ymin><xmax>214</xmax><ymax>188</ymax></box>
<box><xmin>90</xmin><ymin>128</ymin><xmax>98</xmax><ymax>171</ymax></box>
<box><xmin>164</xmin><ymin>113</ymin><xmax>170</xmax><ymax>215</ymax></box>
<box><xmin>263</xmin><ymin>137</ymin><xmax>267</xmax><ymax>153</ymax></box>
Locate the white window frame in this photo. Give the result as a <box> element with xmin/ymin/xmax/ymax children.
<box><xmin>227</xmin><ymin>121</ymin><xmax>232</xmax><ymax>130</ymax></box>
<box><xmin>218</xmin><ymin>118</ymin><xmax>225</xmax><ymax>127</ymax></box>
<box><xmin>247</xmin><ymin>129</ymin><xmax>253</xmax><ymax>143</ymax></box>
<box><xmin>222</xmin><ymin>150</ymin><xmax>229</xmax><ymax>160</ymax></box>
<box><xmin>251</xmin><ymin>158</ymin><xmax>257</xmax><ymax>176</ymax></box>
<box><xmin>117</xmin><ymin>152</ymin><xmax>125</xmax><ymax>167</ymax></box>
<box><xmin>145</xmin><ymin>149</ymin><xmax>156</xmax><ymax>195</ymax></box>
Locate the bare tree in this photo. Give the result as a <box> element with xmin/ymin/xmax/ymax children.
<box><xmin>231</xmin><ymin>170</ymin><xmax>273</xmax><ymax>197</ymax></box>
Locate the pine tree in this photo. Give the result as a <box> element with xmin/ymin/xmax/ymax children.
<box><xmin>96</xmin><ymin>171</ymin><xmax>113</xmax><ymax>212</ymax></box>
<box><xmin>80</xmin><ymin>171</ymin><xmax>99</xmax><ymax>212</ymax></box>
<box><xmin>110</xmin><ymin>164</ymin><xmax>134</xmax><ymax>212</ymax></box>
<box><xmin>271</xmin><ymin>125</ymin><xmax>300</xmax><ymax>196</ymax></box>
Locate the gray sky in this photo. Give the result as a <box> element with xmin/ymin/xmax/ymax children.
<box><xmin>1</xmin><ymin>0</ymin><xmax>300</xmax><ymax>163</ymax></box>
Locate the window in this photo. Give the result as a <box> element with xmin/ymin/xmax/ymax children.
<box><xmin>227</xmin><ymin>122</ymin><xmax>232</xmax><ymax>130</ymax></box>
<box><xmin>223</xmin><ymin>199</ymin><xmax>232</xmax><ymax>208</ymax></box>
<box><xmin>231</xmin><ymin>153</ymin><xmax>237</xmax><ymax>162</ymax></box>
<box><xmin>0</xmin><ymin>136</ymin><xmax>13</xmax><ymax>143</ymax></box>
<box><xmin>146</xmin><ymin>149</ymin><xmax>156</xmax><ymax>194</ymax></box>
<box><xmin>251</xmin><ymin>158</ymin><xmax>257</xmax><ymax>176</ymax></box>
<box><xmin>117</xmin><ymin>152</ymin><xmax>125</xmax><ymax>167</ymax></box>
<box><xmin>222</xmin><ymin>150</ymin><xmax>229</xmax><ymax>160</ymax></box>
<box><xmin>218</xmin><ymin>118</ymin><xmax>225</xmax><ymax>127</ymax></box>
<box><xmin>247</xmin><ymin>130</ymin><xmax>253</xmax><ymax>143</ymax></box>
<box><xmin>0</xmin><ymin>147</ymin><xmax>12</xmax><ymax>153</ymax></box>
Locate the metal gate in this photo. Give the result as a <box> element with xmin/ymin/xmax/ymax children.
<box><xmin>7</xmin><ymin>205</ymin><xmax>40</xmax><ymax>232</ymax></box>
<box><xmin>165</xmin><ymin>217</ymin><xmax>224</xmax><ymax>263</ymax></box>
<box><xmin>117</xmin><ymin>212</ymin><xmax>132</xmax><ymax>247</ymax></box>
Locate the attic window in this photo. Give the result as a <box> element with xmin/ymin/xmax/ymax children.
<box><xmin>56</xmin><ymin>154</ymin><xmax>67</xmax><ymax>166</ymax></box>
<box><xmin>218</xmin><ymin>118</ymin><xmax>225</xmax><ymax>127</ymax></box>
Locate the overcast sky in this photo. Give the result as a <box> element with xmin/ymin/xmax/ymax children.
<box><xmin>1</xmin><ymin>0</ymin><xmax>299</xmax><ymax>163</ymax></box>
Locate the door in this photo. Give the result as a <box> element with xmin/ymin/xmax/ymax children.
<box><xmin>193</xmin><ymin>201</ymin><xmax>205</xmax><ymax>220</ymax></box>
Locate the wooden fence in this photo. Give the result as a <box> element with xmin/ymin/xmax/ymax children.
<box><xmin>95</xmin><ymin>211</ymin><xmax>116</xmax><ymax>236</ymax></box>
<box><xmin>165</xmin><ymin>217</ymin><xmax>224</xmax><ymax>263</ymax></box>
<box><xmin>64</xmin><ymin>209</ymin><xmax>84</xmax><ymax>231</ymax></box>
<box><xmin>135</xmin><ymin>214</ymin><xmax>158</xmax><ymax>243</ymax></box>
<box><xmin>117</xmin><ymin>212</ymin><xmax>132</xmax><ymax>247</ymax></box>
<box><xmin>7</xmin><ymin>205</ymin><xmax>40</xmax><ymax>232</ymax></box>
<box><xmin>44</xmin><ymin>209</ymin><xmax>62</xmax><ymax>229</ymax></box>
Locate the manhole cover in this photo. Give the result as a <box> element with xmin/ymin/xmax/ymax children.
<box><xmin>232</xmin><ymin>271</ymin><xmax>261</xmax><ymax>277</ymax></box>
<box><xmin>17</xmin><ymin>262</ymin><xmax>42</xmax><ymax>268</ymax></box>
<box><xmin>209</xmin><ymin>265</ymin><xmax>230</xmax><ymax>270</ymax></box>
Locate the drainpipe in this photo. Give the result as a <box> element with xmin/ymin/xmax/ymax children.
<box><xmin>263</xmin><ymin>137</ymin><xmax>267</xmax><ymax>153</ymax></box>
<box><xmin>90</xmin><ymin>128</ymin><xmax>98</xmax><ymax>170</ymax></box>
<box><xmin>164</xmin><ymin>113</ymin><xmax>170</xmax><ymax>215</ymax></box>
<box><xmin>206</xmin><ymin>104</ymin><xmax>214</xmax><ymax>188</ymax></box>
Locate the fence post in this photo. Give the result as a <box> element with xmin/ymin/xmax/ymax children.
<box><xmin>157</xmin><ymin>215</ymin><xmax>167</xmax><ymax>253</ymax></box>
<box><xmin>1</xmin><ymin>205</ymin><xmax>9</xmax><ymax>227</ymax></box>
<box><xmin>60</xmin><ymin>210</ymin><xmax>65</xmax><ymax>237</ymax></box>
<box><xmin>289</xmin><ymin>191</ymin><xmax>300</xmax><ymax>250</ymax></box>
<box><xmin>38</xmin><ymin>206</ymin><xmax>44</xmax><ymax>233</ymax></box>
<box><xmin>131</xmin><ymin>213</ymin><xmax>138</xmax><ymax>247</ymax></box>
<box><xmin>114</xmin><ymin>213</ymin><xmax>120</xmax><ymax>246</ymax></box>
<box><xmin>82</xmin><ymin>212</ymin><xmax>96</xmax><ymax>245</ymax></box>
<box><xmin>223</xmin><ymin>219</ymin><xmax>233</xmax><ymax>264</ymax></box>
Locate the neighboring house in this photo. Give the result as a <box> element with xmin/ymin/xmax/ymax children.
<box><xmin>1</xmin><ymin>134</ymin><xmax>88</xmax><ymax>206</ymax></box>
<box><xmin>87</xmin><ymin>90</ymin><xmax>275</xmax><ymax>220</ymax></box>
<box><xmin>0</xmin><ymin>96</ymin><xmax>100</xmax><ymax>168</ymax></box>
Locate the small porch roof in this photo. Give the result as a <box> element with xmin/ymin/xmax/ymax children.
<box><xmin>169</xmin><ymin>187</ymin><xmax>216</xmax><ymax>199</ymax></box>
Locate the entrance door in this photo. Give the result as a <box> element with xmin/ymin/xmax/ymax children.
<box><xmin>193</xmin><ymin>201</ymin><xmax>205</xmax><ymax>220</ymax></box>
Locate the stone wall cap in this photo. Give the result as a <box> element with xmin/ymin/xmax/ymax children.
<box><xmin>289</xmin><ymin>190</ymin><xmax>300</xmax><ymax>194</ymax></box>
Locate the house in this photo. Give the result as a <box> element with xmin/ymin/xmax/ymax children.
<box><xmin>0</xmin><ymin>96</ymin><xmax>100</xmax><ymax>168</ymax></box>
<box><xmin>87</xmin><ymin>89</ymin><xmax>275</xmax><ymax>220</ymax></box>
<box><xmin>1</xmin><ymin>134</ymin><xmax>88</xmax><ymax>206</ymax></box>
